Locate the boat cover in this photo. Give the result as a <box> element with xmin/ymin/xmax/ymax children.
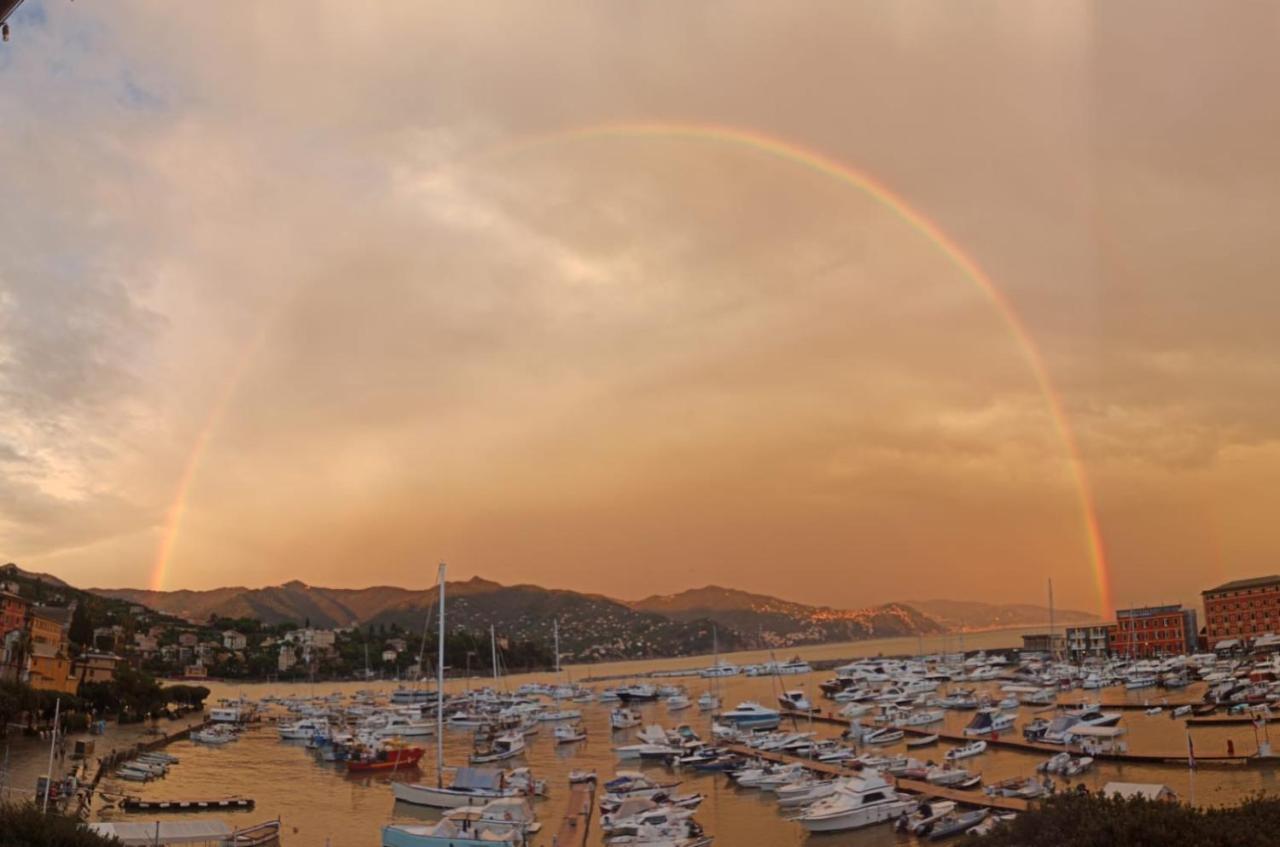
<box><xmin>453</xmin><ymin>767</ymin><xmax>503</xmax><ymax>789</ymax></box>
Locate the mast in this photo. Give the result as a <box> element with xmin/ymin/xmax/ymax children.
<box><xmin>490</xmin><ymin>624</ymin><xmax>498</xmax><ymax>686</ymax></box>
<box><xmin>554</xmin><ymin>619</ymin><xmax>560</xmax><ymax>676</ymax></box>
<box><xmin>1048</xmin><ymin>578</ymin><xmax>1056</xmax><ymax>663</ymax></box>
<box><xmin>42</xmin><ymin>698</ymin><xmax>59</xmax><ymax>813</ymax></box>
<box><xmin>435</xmin><ymin>562</ymin><xmax>446</xmax><ymax>788</ymax></box>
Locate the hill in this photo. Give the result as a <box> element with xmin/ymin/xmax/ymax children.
<box><xmin>903</xmin><ymin>598</ymin><xmax>1099</xmax><ymax>631</ymax></box>
<box><xmin>630</xmin><ymin>585</ymin><xmax>944</xmax><ymax>646</ymax></box>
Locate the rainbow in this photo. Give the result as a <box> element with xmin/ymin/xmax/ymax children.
<box><xmin>150</xmin><ymin>119</ymin><xmax>1113</xmax><ymax>615</ymax></box>
<box><xmin>148</xmin><ymin>325</ymin><xmax>269</xmax><ymax>592</ymax></box>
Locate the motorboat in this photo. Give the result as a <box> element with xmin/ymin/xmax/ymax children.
<box><xmin>554</xmin><ymin>723</ymin><xmax>587</xmax><ymax>744</ymax></box>
<box><xmin>537</xmin><ymin>708</ymin><xmax>582</xmax><ymax>722</ymax></box>
<box><xmin>600</xmin><ymin>771</ymin><xmax>682</xmax><ymax>803</ymax></box>
<box><xmin>696</xmin><ymin>692</ymin><xmax>721</xmax><ymax>712</ymax></box>
<box><xmin>667</xmin><ymin>693</ymin><xmax>691</xmax><ymax>712</ymax></box>
<box><xmin>611</xmin><ymin>708</ymin><xmax>644</xmax><ymax>730</ymax></box>
<box><xmin>897</xmin><ymin>799</ymin><xmax>957</xmax><ymax>836</ymax></box>
<box><xmin>471</xmin><ymin>731</ymin><xmax>526</xmax><ymax>764</ymax></box>
<box><xmin>926</xmin><ymin>808</ymin><xmax>988</xmax><ymax>840</ymax></box>
<box><xmin>719</xmin><ymin>701</ymin><xmax>781</xmax><ymax>730</ymax></box>
<box><xmin>374</xmin><ymin>715</ymin><xmax>436</xmax><ymax>738</ymax></box>
<box><xmin>699</xmin><ymin>662</ymin><xmax>739</xmax><ymax>678</ymax></box>
<box><xmin>382</xmin><ymin>797</ymin><xmax>537</xmax><ymax>847</ymax></box>
<box><xmin>862</xmin><ymin>727</ymin><xmax>904</xmax><ymax>745</ymax></box>
<box><xmin>906</xmin><ymin>733</ymin><xmax>939</xmax><ymax>748</ymax></box>
<box><xmin>925</xmin><ymin>767</ymin><xmax>976</xmax><ymax>787</ymax></box>
<box><xmin>1062</xmin><ymin>755</ymin><xmax>1094</xmax><ymax>777</ymax></box>
<box><xmin>278</xmin><ymin>717</ymin><xmax>329</xmax><ymax>741</ymax></box>
<box><xmin>944</xmin><ymin>741</ymin><xmax>986</xmax><ymax>762</ymax></box>
<box><xmin>777</xmin><ymin>690</ymin><xmax>812</xmax><ymax>712</ymax></box>
<box><xmin>1037</xmin><ymin>752</ymin><xmax>1071</xmax><ymax>774</ymax></box>
<box><xmin>794</xmin><ymin>770</ymin><xmax>914</xmax><ymax>833</ymax></box>
<box><xmin>900</xmin><ymin>710</ymin><xmax>944</xmax><ymax>727</ymax></box>
<box><xmin>776</xmin><ymin>657</ymin><xmax>813</xmax><ymax>675</ymax></box>
<box><xmin>962</xmin><ymin>709</ymin><xmax>1014</xmax><ymax>737</ymax></box>
<box><xmin>617</xmin><ymin>684</ymin><xmax>660</xmax><ymax>703</ymax></box>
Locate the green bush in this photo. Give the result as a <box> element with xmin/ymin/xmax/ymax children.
<box><xmin>964</xmin><ymin>792</ymin><xmax>1280</xmax><ymax>847</ymax></box>
<box><xmin>0</xmin><ymin>801</ymin><xmax>118</xmax><ymax>846</ymax></box>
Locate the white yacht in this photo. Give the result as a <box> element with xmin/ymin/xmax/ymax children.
<box><xmin>795</xmin><ymin>770</ymin><xmax>914</xmax><ymax>833</ymax></box>
<box><xmin>719</xmin><ymin>701</ymin><xmax>781</xmax><ymax>730</ymax></box>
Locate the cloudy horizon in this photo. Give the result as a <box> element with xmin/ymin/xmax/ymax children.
<box><xmin>2</xmin><ymin>2</ymin><xmax>1278</xmax><ymax>616</ymax></box>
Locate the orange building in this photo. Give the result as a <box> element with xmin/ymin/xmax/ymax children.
<box><xmin>26</xmin><ymin>606</ymin><xmax>77</xmax><ymax>694</ymax></box>
<box><xmin>1203</xmin><ymin>576</ymin><xmax>1280</xmax><ymax>648</ymax></box>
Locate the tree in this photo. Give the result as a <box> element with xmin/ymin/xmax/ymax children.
<box><xmin>68</xmin><ymin>603</ymin><xmax>92</xmax><ymax>652</ymax></box>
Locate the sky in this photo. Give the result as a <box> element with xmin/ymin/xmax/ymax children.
<box><xmin>1</xmin><ymin>2</ymin><xmax>1278</xmax><ymax>616</ymax></box>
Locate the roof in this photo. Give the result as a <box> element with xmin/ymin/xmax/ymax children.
<box><xmin>87</xmin><ymin>821</ymin><xmax>233</xmax><ymax>845</ymax></box>
<box><xmin>29</xmin><ymin>605</ymin><xmax>72</xmax><ymax>626</ymax></box>
<box><xmin>1103</xmin><ymin>782</ymin><xmax>1176</xmax><ymax>800</ymax></box>
<box><xmin>1204</xmin><ymin>575</ymin><xmax>1280</xmax><ymax>594</ymax></box>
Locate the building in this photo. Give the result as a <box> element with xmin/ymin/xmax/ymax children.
<box><xmin>72</xmin><ymin>651</ymin><xmax>120</xmax><ymax>685</ymax></box>
<box><xmin>26</xmin><ymin>606</ymin><xmax>77</xmax><ymax>694</ymax></box>
<box><xmin>178</xmin><ymin>632</ymin><xmax>199</xmax><ymax>648</ymax></box>
<box><xmin>222</xmin><ymin>630</ymin><xmax>248</xmax><ymax>651</ymax></box>
<box><xmin>1065</xmin><ymin>624</ymin><xmax>1112</xmax><ymax>661</ymax></box>
<box><xmin>184</xmin><ymin>661</ymin><xmax>208</xmax><ymax>679</ymax></box>
<box><xmin>278</xmin><ymin>644</ymin><xmax>297</xmax><ymax>672</ymax></box>
<box><xmin>0</xmin><ymin>590</ymin><xmax>28</xmax><ymax>636</ymax></box>
<box><xmin>1021</xmin><ymin>633</ymin><xmax>1066</xmax><ymax>655</ymax></box>
<box><xmin>1111</xmin><ymin>604</ymin><xmax>1198</xmax><ymax>658</ymax></box>
<box><xmin>1202</xmin><ymin>575</ymin><xmax>1280</xmax><ymax>649</ymax></box>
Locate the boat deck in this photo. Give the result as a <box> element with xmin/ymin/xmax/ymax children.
<box><xmin>721</xmin><ymin>744</ymin><xmax>1029</xmax><ymax>812</ymax></box>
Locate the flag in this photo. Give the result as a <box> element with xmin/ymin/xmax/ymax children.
<box><xmin>1187</xmin><ymin>731</ymin><xmax>1196</xmax><ymax>770</ymax></box>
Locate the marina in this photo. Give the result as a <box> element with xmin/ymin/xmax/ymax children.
<box><xmin>36</xmin><ymin>627</ymin><xmax>1280</xmax><ymax>846</ymax></box>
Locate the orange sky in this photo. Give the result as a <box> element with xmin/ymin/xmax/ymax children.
<box><xmin>1</xmin><ymin>2</ymin><xmax>1278</xmax><ymax>616</ymax></box>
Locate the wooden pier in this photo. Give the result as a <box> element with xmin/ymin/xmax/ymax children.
<box><xmin>722</xmin><ymin>744</ymin><xmax>1029</xmax><ymax>812</ymax></box>
<box><xmin>552</xmin><ymin>782</ymin><xmax>594</xmax><ymax>847</ymax></box>
<box><xmin>790</xmin><ymin>712</ymin><xmax>1257</xmax><ymax>767</ymax></box>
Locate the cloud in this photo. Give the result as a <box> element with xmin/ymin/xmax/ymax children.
<box><xmin>0</xmin><ymin>1</ymin><xmax>1277</xmax><ymax>614</ymax></box>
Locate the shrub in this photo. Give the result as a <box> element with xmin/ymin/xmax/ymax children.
<box><xmin>0</xmin><ymin>801</ymin><xmax>118</xmax><ymax>846</ymax></box>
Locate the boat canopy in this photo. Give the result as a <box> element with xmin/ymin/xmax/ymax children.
<box><xmin>453</xmin><ymin>767</ymin><xmax>504</xmax><ymax>789</ymax></box>
<box><xmin>1068</xmin><ymin>725</ymin><xmax>1128</xmax><ymax>738</ymax></box>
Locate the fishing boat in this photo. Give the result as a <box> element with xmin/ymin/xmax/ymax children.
<box><xmin>347</xmin><ymin>744</ymin><xmax>426</xmax><ymax>773</ymax></box>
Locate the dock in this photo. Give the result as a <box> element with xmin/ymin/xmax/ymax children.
<box><xmin>722</xmin><ymin>744</ymin><xmax>1029</xmax><ymax>812</ymax></box>
<box><xmin>791</xmin><ymin>712</ymin><xmax>1257</xmax><ymax>767</ymax></box>
<box><xmin>552</xmin><ymin>782</ymin><xmax>594</xmax><ymax>847</ymax></box>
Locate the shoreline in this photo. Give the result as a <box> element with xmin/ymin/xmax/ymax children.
<box><xmin>170</xmin><ymin>621</ymin><xmax>1066</xmax><ymax>686</ymax></box>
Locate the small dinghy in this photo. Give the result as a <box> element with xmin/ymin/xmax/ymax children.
<box><xmin>928</xmin><ymin>808</ymin><xmax>988</xmax><ymax>840</ymax></box>
<box><xmin>907</xmin><ymin>733</ymin><xmax>940</xmax><ymax>748</ymax></box>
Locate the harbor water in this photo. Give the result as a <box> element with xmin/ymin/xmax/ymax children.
<box><xmin>33</xmin><ymin>628</ymin><xmax>1280</xmax><ymax>845</ymax></box>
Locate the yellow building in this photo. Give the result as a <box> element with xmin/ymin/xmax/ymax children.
<box><xmin>72</xmin><ymin>651</ymin><xmax>120</xmax><ymax>685</ymax></box>
<box><xmin>27</xmin><ymin>606</ymin><xmax>77</xmax><ymax>695</ymax></box>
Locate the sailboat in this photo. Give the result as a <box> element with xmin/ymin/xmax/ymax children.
<box><xmin>539</xmin><ymin>619</ymin><xmax>582</xmax><ymax>722</ymax></box>
<box><xmin>698</xmin><ymin>626</ymin><xmax>723</xmax><ymax>712</ymax></box>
